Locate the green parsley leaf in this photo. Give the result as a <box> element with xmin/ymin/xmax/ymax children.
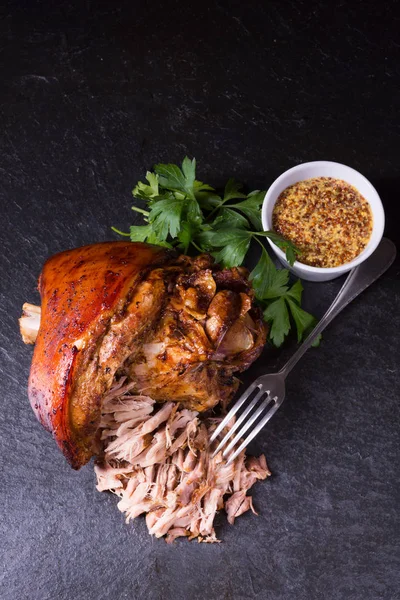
<box><xmin>196</xmin><ymin>178</ymin><xmax>246</xmax><ymax>217</ymax></box>
<box><xmin>148</xmin><ymin>198</ymin><xmax>183</xmax><ymax>240</ymax></box>
<box><xmin>213</xmin><ymin>241</ymin><xmax>250</xmax><ymax>268</ymax></box>
<box><xmin>262</xmin><ymin>269</ymin><xmax>290</xmax><ymax>300</ymax></box>
<box><xmin>177</xmin><ymin>221</ymin><xmax>194</xmax><ymax>253</ymax></box>
<box><xmin>311</xmin><ymin>333</ymin><xmax>322</xmax><ymax>347</ymax></box>
<box><xmin>223</xmin><ymin>178</ymin><xmax>247</xmax><ymax>202</ymax></box>
<box><xmin>129</xmin><ymin>224</ymin><xmax>153</xmax><ymax>242</ymax></box>
<box><xmin>250</xmin><ymin>245</ymin><xmax>289</xmax><ymax>299</ymax></box>
<box><xmin>132</xmin><ymin>171</ymin><xmax>159</xmax><ymax>199</ymax></box>
<box><xmin>285</xmin><ymin>279</ymin><xmax>303</xmax><ymax>304</ymax></box>
<box><xmin>181</xmin><ymin>156</ymin><xmax>196</xmax><ymax>190</ymax></box>
<box><xmin>210</xmin><ymin>228</ymin><xmax>252</xmax><ymax>268</ymax></box>
<box><xmin>285</xmin><ymin>280</ymin><xmax>321</xmax><ymax>344</ymax></box>
<box><xmin>194</xmin><ymin>180</ymin><xmax>214</xmax><ymax>193</ymax></box>
<box><xmin>263</xmin><ymin>297</ymin><xmax>290</xmax><ymax>348</ymax></box>
<box><xmin>249</xmin><ymin>245</ymin><xmax>274</xmax><ymax>298</ymax></box>
<box><xmin>195</xmin><ymin>229</ymin><xmax>216</xmax><ymax>250</ymax></box>
<box><xmin>154</xmin><ymin>157</ymin><xmax>196</xmax><ymax>199</ymax></box>
<box><xmin>252</xmin><ymin>246</ymin><xmax>320</xmax><ymax>346</ymax></box>
<box><xmin>202</xmin><ymin>228</ymin><xmax>251</xmax><ymax>246</ymax></box>
<box><xmin>186</xmin><ymin>197</ymin><xmax>203</xmax><ymax>226</ymax></box>
<box><xmin>212</xmin><ymin>208</ymin><xmax>249</xmax><ymax>230</ymax></box>
<box><xmin>229</xmin><ymin>191</ymin><xmax>265</xmax><ymax>231</ymax></box>
<box><xmin>193</xmin><ymin>180</ymin><xmax>218</xmax><ymax>209</ymax></box>
<box><xmin>255</xmin><ymin>231</ymin><xmax>299</xmax><ymax>266</ymax></box>
<box><xmin>286</xmin><ymin>298</ymin><xmax>316</xmax><ymax>343</ymax></box>
<box><xmin>129</xmin><ymin>224</ymin><xmax>172</xmax><ymax>247</ymax></box>
<box><xmin>196</xmin><ymin>192</ymin><xmax>223</xmax><ymax>211</ymax></box>
<box><xmin>281</xmin><ymin>243</ymin><xmax>297</xmax><ymax>266</ymax></box>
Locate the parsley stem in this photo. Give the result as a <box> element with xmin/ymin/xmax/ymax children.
<box><xmin>131</xmin><ymin>206</ymin><xmax>150</xmax><ymax>216</ymax></box>
<box><xmin>254</xmin><ymin>236</ymin><xmax>266</xmax><ymax>250</ymax></box>
<box><xmin>111</xmin><ymin>226</ymin><xmax>130</xmax><ymax>237</ymax></box>
<box><xmin>191</xmin><ymin>240</ymin><xmax>203</xmax><ymax>252</ymax></box>
<box><xmin>206</xmin><ymin>200</ymin><xmax>229</xmax><ymax>221</ymax></box>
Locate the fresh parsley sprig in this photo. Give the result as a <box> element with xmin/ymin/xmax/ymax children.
<box><xmin>250</xmin><ymin>243</ymin><xmax>320</xmax><ymax>347</ymax></box>
<box><xmin>113</xmin><ymin>157</ymin><xmax>318</xmax><ymax>347</ymax></box>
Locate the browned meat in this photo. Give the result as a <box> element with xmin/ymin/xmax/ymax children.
<box><xmin>21</xmin><ymin>242</ymin><xmax>267</xmax><ymax>469</ymax></box>
<box><xmin>125</xmin><ymin>257</ymin><xmax>266</xmax><ymax>410</ymax></box>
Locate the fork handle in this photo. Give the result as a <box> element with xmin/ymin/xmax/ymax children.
<box><xmin>279</xmin><ymin>238</ymin><xmax>397</xmax><ymax>378</ymax></box>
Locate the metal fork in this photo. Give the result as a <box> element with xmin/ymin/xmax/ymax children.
<box><xmin>211</xmin><ymin>238</ymin><xmax>396</xmax><ymax>464</ymax></box>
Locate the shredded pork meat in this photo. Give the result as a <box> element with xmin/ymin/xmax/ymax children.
<box><xmin>95</xmin><ymin>378</ymin><xmax>270</xmax><ymax>543</ymax></box>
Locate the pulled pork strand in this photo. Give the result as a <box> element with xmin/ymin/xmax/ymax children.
<box><xmin>95</xmin><ymin>382</ymin><xmax>271</xmax><ymax>543</ymax></box>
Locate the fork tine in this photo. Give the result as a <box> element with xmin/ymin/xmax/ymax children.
<box><xmin>226</xmin><ymin>398</ymin><xmax>281</xmax><ymax>465</ymax></box>
<box><xmin>211</xmin><ymin>387</ymin><xmax>266</xmax><ymax>457</ymax></box>
<box><xmin>209</xmin><ymin>381</ymin><xmax>262</xmax><ymax>443</ymax></box>
<box><xmin>222</xmin><ymin>394</ymin><xmax>271</xmax><ymax>458</ymax></box>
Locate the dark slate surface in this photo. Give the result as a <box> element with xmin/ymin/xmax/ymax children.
<box><xmin>1</xmin><ymin>1</ymin><xmax>400</xmax><ymax>599</ymax></box>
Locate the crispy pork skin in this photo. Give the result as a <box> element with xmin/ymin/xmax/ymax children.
<box><xmin>23</xmin><ymin>242</ymin><xmax>267</xmax><ymax>469</ymax></box>
<box><xmin>28</xmin><ymin>242</ymin><xmax>171</xmax><ymax>469</ymax></box>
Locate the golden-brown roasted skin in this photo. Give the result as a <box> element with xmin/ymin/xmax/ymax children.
<box><xmin>26</xmin><ymin>243</ymin><xmax>267</xmax><ymax>469</ymax></box>
<box><xmin>28</xmin><ymin>242</ymin><xmax>172</xmax><ymax>469</ymax></box>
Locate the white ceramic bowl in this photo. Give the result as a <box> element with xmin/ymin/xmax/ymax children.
<box><xmin>261</xmin><ymin>161</ymin><xmax>385</xmax><ymax>282</ymax></box>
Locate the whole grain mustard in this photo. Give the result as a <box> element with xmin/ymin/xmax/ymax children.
<box><xmin>272</xmin><ymin>177</ymin><xmax>373</xmax><ymax>268</ymax></box>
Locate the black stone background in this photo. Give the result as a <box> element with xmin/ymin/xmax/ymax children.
<box><xmin>1</xmin><ymin>1</ymin><xmax>399</xmax><ymax>599</ymax></box>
